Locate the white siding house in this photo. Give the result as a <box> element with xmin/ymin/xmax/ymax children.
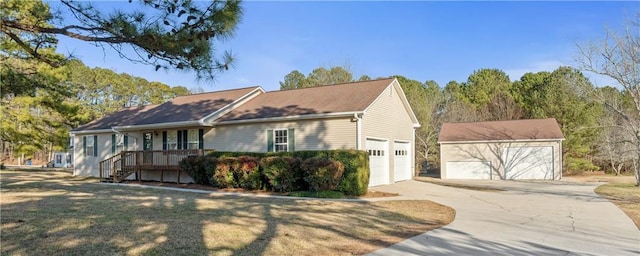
<box><xmin>70</xmin><ymin>78</ymin><xmax>420</xmax><ymax>186</ymax></box>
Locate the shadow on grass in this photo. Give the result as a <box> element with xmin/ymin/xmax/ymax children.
<box><xmin>0</xmin><ymin>170</ymin><xmax>452</xmax><ymax>255</ymax></box>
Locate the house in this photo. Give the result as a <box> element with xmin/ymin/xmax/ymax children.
<box><xmin>70</xmin><ymin>78</ymin><xmax>420</xmax><ymax>186</ymax></box>
<box><xmin>438</xmin><ymin>118</ymin><xmax>564</xmax><ymax>180</ymax></box>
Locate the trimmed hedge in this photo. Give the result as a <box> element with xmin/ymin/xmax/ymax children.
<box><xmin>180</xmin><ymin>149</ymin><xmax>369</xmax><ymax>196</ymax></box>
<box><xmin>261</xmin><ymin>156</ymin><xmax>303</xmax><ymax>192</ymax></box>
<box><xmin>302</xmin><ymin>157</ymin><xmax>344</xmax><ymax>192</ymax></box>
<box><xmin>179</xmin><ymin>156</ymin><xmax>215</xmax><ymax>185</ymax></box>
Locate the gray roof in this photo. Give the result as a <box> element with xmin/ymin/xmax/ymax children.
<box><xmin>438</xmin><ymin>118</ymin><xmax>565</xmax><ymax>142</ymax></box>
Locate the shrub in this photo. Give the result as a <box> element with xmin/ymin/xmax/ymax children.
<box><xmin>207</xmin><ymin>150</ymin><xmax>369</xmax><ymax>196</ymax></box>
<box><xmin>234</xmin><ymin>156</ymin><xmax>262</xmax><ymax>190</ymax></box>
<box><xmin>331</xmin><ymin>150</ymin><xmax>369</xmax><ymax>196</ymax></box>
<box><xmin>261</xmin><ymin>156</ymin><xmax>302</xmax><ymax>192</ymax></box>
<box><xmin>212</xmin><ymin>157</ymin><xmax>236</xmax><ymax>188</ymax></box>
<box><xmin>179</xmin><ymin>156</ymin><xmax>216</xmax><ymax>185</ymax></box>
<box><xmin>302</xmin><ymin>157</ymin><xmax>345</xmax><ymax>192</ymax></box>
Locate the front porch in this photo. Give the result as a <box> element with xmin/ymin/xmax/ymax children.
<box><xmin>99</xmin><ymin>149</ymin><xmax>212</xmax><ymax>183</ymax></box>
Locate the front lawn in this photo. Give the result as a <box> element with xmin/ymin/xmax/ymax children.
<box><xmin>0</xmin><ymin>169</ymin><xmax>455</xmax><ymax>255</ymax></box>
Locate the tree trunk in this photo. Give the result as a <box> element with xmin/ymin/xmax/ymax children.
<box><xmin>635</xmin><ymin>142</ymin><xmax>640</xmax><ymax>186</ymax></box>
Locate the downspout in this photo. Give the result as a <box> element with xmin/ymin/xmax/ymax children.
<box><xmin>354</xmin><ymin>113</ymin><xmax>364</xmax><ymax>150</ymax></box>
<box><xmin>412</xmin><ymin>127</ymin><xmax>416</xmax><ymax>178</ymax></box>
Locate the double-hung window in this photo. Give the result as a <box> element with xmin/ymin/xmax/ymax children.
<box><xmin>166</xmin><ymin>131</ymin><xmax>178</xmax><ymax>150</ymax></box>
<box><xmin>267</xmin><ymin>128</ymin><xmax>294</xmax><ymax>152</ymax></box>
<box><xmin>188</xmin><ymin>129</ymin><xmax>199</xmax><ymax>149</ymax></box>
<box><xmin>84</xmin><ymin>135</ymin><xmax>97</xmax><ymax>157</ymax></box>
<box><xmin>274</xmin><ymin>129</ymin><xmax>288</xmax><ymax>152</ymax></box>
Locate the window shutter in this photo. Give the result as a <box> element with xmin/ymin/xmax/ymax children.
<box><xmin>111</xmin><ymin>134</ymin><xmax>116</xmax><ymax>154</ymax></box>
<box><xmin>198</xmin><ymin>129</ymin><xmax>204</xmax><ymax>149</ymax></box>
<box><xmin>182</xmin><ymin>130</ymin><xmax>188</xmax><ymax>149</ymax></box>
<box><xmin>93</xmin><ymin>135</ymin><xmax>98</xmax><ymax>156</ymax></box>
<box><xmin>83</xmin><ymin>136</ymin><xmax>86</xmax><ymax>156</ymax></box>
<box><xmin>123</xmin><ymin>135</ymin><xmax>128</xmax><ymax>151</ymax></box>
<box><xmin>162</xmin><ymin>131</ymin><xmax>167</xmax><ymax>150</ymax></box>
<box><xmin>267</xmin><ymin>129</ymin><xmax>274</xmax><ymax>152</ymax></box>
<box><xmin>288</xmin><ymin>128</ymin><xmax>295</xmax><ymax>152</ymax></box>
<box><xmin>177</xmin><ymin>130</ymin><xmax>182</xmax><ymax>149</ymax></box>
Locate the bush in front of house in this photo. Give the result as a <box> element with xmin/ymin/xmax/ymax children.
<box><xmin>211</xmin><ymin>157</ymin><xmax>236</xmax><ymax>188</ymax></box>
<box><xmin>234</xmin><ymin>156</ymin><xmax>262</xmax><ymax>190</ymax></box>
<box><xmin>179</xmin><ymin>156</ymin><xmax>216</xmax><ymax>185</ymax></box>
<box><xmin>207</xmin><ymin>150</ymin><xmax>369</xmax><ymax>196</ymax></box>
<box><xmin>330</xmin><ymin>150</ymin><xmax>369</xmax><ymax>196</ymax></box>
<box><xmin>261</xmin><ymin>156</ymin><xmax>303</xmax><ymax>192</ymax></box>
<box><xmin>301</xmin><ymin>157</ymin><xmax>345</xmax><ymax>192</ymax></box>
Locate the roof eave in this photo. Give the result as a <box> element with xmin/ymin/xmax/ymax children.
<box><xmin>113</xmin><ymin>120</ymin><xmax>208</xmax><ymax>131</ymax></box>
<box><xmin>214</xmin><ymin>111</ymin><xmax>362</xmax><ymax>125</ymax></box>
<box><xmin>438</xmin><ymin>138</ymin><xmax>565</xmax><ymax>144</ymax></box>
<box><xmin>70</xmin><ymin>129</ymin><xmax>114</xmax><ymax>135</ymax></box>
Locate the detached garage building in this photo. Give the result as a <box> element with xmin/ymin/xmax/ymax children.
<box><xmin>438</xmin><ymin>118</ymin><xmax>564</xmax><ymax>180</ymax></box>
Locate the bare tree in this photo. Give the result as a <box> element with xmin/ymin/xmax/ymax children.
<box><xmin>577</xmin><ymin>13</ymin><xmax>640</xmax><ymax>185</ymax></box>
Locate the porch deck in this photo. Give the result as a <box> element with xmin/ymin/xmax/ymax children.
<box><xmin>99</xmin><ymin>149</ymin><xmax>212</xmax><ymax>183</ymax></box>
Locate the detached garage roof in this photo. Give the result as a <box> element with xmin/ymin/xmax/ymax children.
<box><xmin>438</xmin><ymin>118</ymin><xmax>564</xmax><ymax>143</ymax></box>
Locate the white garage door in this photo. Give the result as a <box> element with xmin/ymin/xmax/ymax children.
<box><xmin>445</xmin><ymin>161</ymin><xmax>491</xmax><ymax>179</ymax></box>
<box><xmin>393</xmin><ymin>141</ymin><xmax>412</xmax><ymax>182</ymax></box>
<box><xmin>367</xmin><ymin>139</ymin><xmax>389</xmax><ymax>186</ymax></box>
<box><xmin>503</xmin><ymin>147</ymin><xmax>554</xmax><ymax>179</ymax></box>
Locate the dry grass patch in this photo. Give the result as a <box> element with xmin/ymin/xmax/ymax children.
<box><xmin>1</xmin><ymin>169</ymin><xmax>454</xmax><ymax>255</ymax></box>
<box><xmin>595</xmin><ymin>182</ymin><xmax>640</xmax><ymax>230</ymax></box>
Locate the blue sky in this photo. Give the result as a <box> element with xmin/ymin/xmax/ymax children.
<box><xmin>54</xmin><ymin>1</ymin><xmax>638</xmax><ymax>92</ymax></box>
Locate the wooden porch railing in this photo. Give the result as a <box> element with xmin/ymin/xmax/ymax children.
<box><xmin>99</xmin><ymin>149</ymin><xmax>211</xmax><ymax>183</ymax></box>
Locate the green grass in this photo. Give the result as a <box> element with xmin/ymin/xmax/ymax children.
<box><xmin>1</xmin><ymin>169</ymin><xmax>455</xmax><ymax>255</ymax></box>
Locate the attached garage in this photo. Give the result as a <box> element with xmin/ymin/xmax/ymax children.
<box><xmin>438</xmin><ymin>118</ymin><xmax>565</xmax><ymax>180</ymax></box>
<box><xmin>367</xmin><ymin>138</ymin><xmax>389</xmax><ymax>186</ymax></box>
<box><xmin>393</xmin><ymin>141</ymin><xmax>412</xmax><ymax>182</ymax></box>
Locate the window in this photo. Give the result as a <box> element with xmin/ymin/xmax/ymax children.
<box><xmin>84</xmin><ymin>135</ymin><xmax>97</xmax><ymax>157</ymax></box>
<box><xmin>267</xmin><ymin>128</ymin><xmax>294</xmax><ymax>152</ymax></box>
<box><xmin>188</xmin><ymin>129</ymin><xmax>199</xmax><ymax>149</ymax></box>
<box><xmin>274</xmin><ymin>129</ymin><xmax>288</xmax><ymax>152</ymax></box>
<box><xmin>395</xmin><ymin>150</ymin><xmax>407</xmax><ymax>156</ymax></box>
<box><xmin>166</xmin><ymin>131</ymin><xmax>178</xmax><ymax>150</ymax></box>
<box><xmin>56</xmin><ymin>154</ymin><xmax>62</xmax><ymax>164</ymax></box>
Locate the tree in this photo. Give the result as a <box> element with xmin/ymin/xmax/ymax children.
<box><xmin>395</xmin><ymin>76</ymin><xmax>444</xmax><ymax>173</ymax></box>
<box><xmin>462</xmin><ymin>68</ymin><xmax>513</xmax><ymax>109</ymax></box>
<box><xmin>1</xmin><ymin>0</ymin><xmax>243</xmax><ymax>82</ymax></box>
<box><xmin>306</xmin><ymin>67</ymin><xmax>353</xmax><ymax>87</ymax></box>
<box><xmin>595</xmin><ymin>87</ymin><xmax>635</xmax><ymax>175</ymax></box>
<box><xmin>577</xmin><ymin>13</ymin><xmax>640</xmax><ymax>185</ymax></box>
<box><xmin>279</xmin><ymin>70</ymin><xmax>308</xmax><ymax>90</ymax></box>
<box><xmin>279</xmin><ymin>66</ymin><xmax>354</xmax><ymax>90</ymax></box>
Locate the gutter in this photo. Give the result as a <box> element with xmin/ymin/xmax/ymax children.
<box><xmin>112</xmin><ymin>120</ymin><xmax>206</xmax><ymax>131</ymax></box>
<box><xmin>214</xmin><ymin>111</ymin><xmax>362</xmax><ymax>125</ymax></box>
<box><xmin>438</xmin><ymin>138</ymin><xmax>566</xmax><ymax>144</ymax></box>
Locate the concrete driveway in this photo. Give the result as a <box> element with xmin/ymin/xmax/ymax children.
<box><xmin>367</xmin><ymin>180</ymin><xmax>640</xmax><ymax>256</ymax></box>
